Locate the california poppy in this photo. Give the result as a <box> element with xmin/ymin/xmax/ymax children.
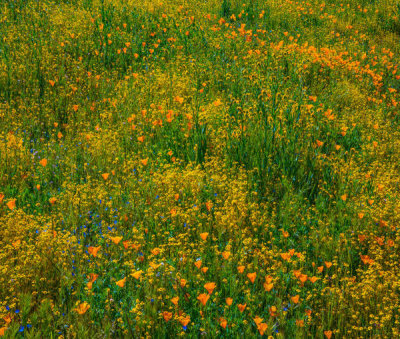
<box><xmin>110</xmin><ymin>236</ymin><xmax>122</xmax><ymax>244</ymax></box>
<box><xmin>264</xmin><ymin>283</ymin><xmax>274</xmax><ymax>291</ymax></box>
<box><xmin>222</xmin><ymin>251</ymin><xmax>231</xmax><ymax>260</ymax></box>
<box><xmin>151</xmin><ymin>248</ymin><xmax>160</xmax><ymax>256</ymax></box>
<box><xmin>269</xmin><ymin>305</ymin><xmax>277</xmax><ymax>317</ymax></box>
<box><xmin>163</xmin><ymin>311</ymin><xmax>173</xmax><ymax>322</ymax></box>
<box><xmin>131</xmin><ymin>270</ymin><xmax>143</xmax><ymax>280</ymax></box>
<box><xmin>257</xmin><ymin>323</ymin><xmax>268</xmax><ymax>335</ymax></box>
<box><xmin>247</xmin><ymin>272</ymin><xmax>256</xmax><ymax>283</ymax></box>
<box><xmin>88</xmin><ymin>246</ymin><xmax>101</xmax><ymax>257</ymax></box>
<box><xmin>39</xmin><ymin>158</ymin><xmax>48</xmax><ymax>167</ymax></box>
<box><xmin>75</xmin><ymin>302</ymin><xmax>90</xmax><ymax>315</ymax></box>
<box><xmin>204</xmin><ymin>282</ymin><xmax>216</xmax><ymax>294</ymax></box>
<box><xmin>116</xmin><ymin>277</ymin><xmax>126</xmax><ymax>288</ymax></box>
<box><xmin>7</xmin><ymin>199</ymin><xmax>16</xmax><ymax>211</ymax></box>
<box><xmin>291</xmin><ymin>295</ymin><xmax>300</xmax><ymax>304</ymax></box>
<box><xmin>219</xmin><ymin>318</ymin><xmax>227</xmax><ymax>329</ymax></box>
<box><xmin>254</xmin><ymin>316</ymin><xmax>263</xmax><ymax>325</ymax></box>
<box><xmin>237</xmin><ymin>303</ymin><xmax>246</xmax><ymax>312</ymax></box>
<box><xmin>197</xmin><ymin>293</ymin><xmax>209</xmax><ymax>306</ymax></box>
<box><xmin>237</xmin><ymin>265</ymin><xmax>245</xmax><ymax>273</ymax></box>
<box><xmin>200</xmin><ymin>232</ymin><xmax>209</xmax><ymax>241</ymax></box>
<box><xmin>179</xmin><ymin>315</ymin><xmax>190</xmax><ymax>327</ymax></box>
<box><xmin>299</xmin><ymin>274</ymin><xmax>308</xmax><ymax>284</ymax></box>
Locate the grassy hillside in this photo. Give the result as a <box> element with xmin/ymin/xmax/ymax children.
<box><xmin>1</xmin><ymin>0</ymin><xmax>400</xmax><ymax>337</ymax></box>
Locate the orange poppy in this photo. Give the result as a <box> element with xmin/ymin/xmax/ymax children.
<box><xmin>151</xmin><ymin>248</ymin><xmax>160</xmax><ymax>255</ymax></box>
<box><xmin>197</xmin><ymin>293</ymin><xmax>209</xmax><ymax>306</ymax></box>
<box><xmin>247</xmin><ymin>272</ymin><xmax>256</xmax><ymax>283</ymax></box>
<box><xmin>75</xmin><ymin>302</ymin><xmax>90</xmax><ymax>315</ymax></box>
<box><xmin>269</xmin><ymin>306</ymin><xmax>277</xmax><ymax>317</ymax></box>
<box><xmin>204</xmin><ymin>282</ymin><xmax>216</xmax><ymax>294</ymax></box>
<box><xmin>226</xmin><ymin>298</ymin><xmax>233</xmax><ymax>306</ymax></box>
<box><xmin>116</xmin><ymin>277</ymin><xmax>126</xmax><ymax>288</ymax></box>
<box><xmin>110</xmin><ymin>236</ymin><xmax>122</xmax><ymax>244</ymax></box>
<box><xmin>264</xmin><ymin>283</ymin><xmax>274</xmax><ymax>291</ymax></box>
<box><xmin>163</xmin><ymin>311</ymin><xmax>173</xmax><ymax>322</ymax></box>
<box><xmin>222</xmin><ymin>251</ymin><xmax>231</xmax><ymax>260</ymax></box>
<box><xmin>257</xmin><ymin>323</ymin><xmax>268</xmax><ymax>335</ymax></box>
<box><xmin>237</xmin><ymin>303</ymin><xmax>246</xmax><ymax>312</ymax></box>
<box><xmin>200</xmin><ymin>232</ymin><xmax>209</xmax><ymax>241</ymax></box>
<box><xmin>0</xmin><ymin>326</ymin><xmax>7</xmax><ymax>337</ymax></box>
<box><xmin>179</xmin><ymin>315</ymin><xmax>190</xmax><ymax>327</ymax></box>
<box><xmin>6</xmin><ymin>199</ymin><xmax>16</xmax><ymax>211</ymax></box>
<box><xmin>219</xmin><ymin>318</ymin><xmax>227</xmax><ymax>329</ymax></box>
<box><xmin>131</xmin><ymin>270</ymin><xmax>143</xmax><ymax>280</ymax></box>
<box><xmin>39</xmin><ymin>158</ymin><xmax>48</xmax><ymax>167</ymax></box>
<box><xmin>88</xmin><ymin>246</ymin><xmax>101</xmax><ymax>257</ymax></box>
<box><xmin>291</xmin><ymin>295</ymin><xmax>300</xmax><ymax>304</ymax></box>
<box><xmin>299</xmin><ymin>274</ymin><xmax>308</xmax><ymax>284</ymax></box>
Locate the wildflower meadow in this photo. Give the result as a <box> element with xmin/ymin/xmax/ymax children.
<box><xmin>1</xmin><ymin>0</ymin><xmax>400</xmax><ymax>337</ymax></box>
